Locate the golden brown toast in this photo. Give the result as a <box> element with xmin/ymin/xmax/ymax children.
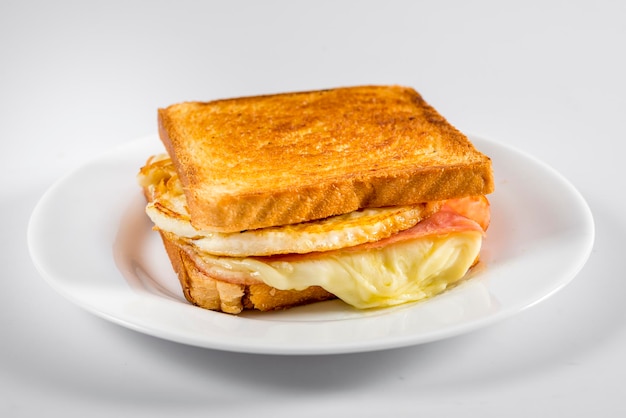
<box><xmin>158</xmin><ymin>85</ymin><xmax>494</xmax><ymax>233</ymax></box>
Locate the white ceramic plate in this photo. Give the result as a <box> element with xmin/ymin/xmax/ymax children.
<box><xmin>28</xmin><ymin>135</ymin><xmax>594</xmax><ymax>355</ymax></box>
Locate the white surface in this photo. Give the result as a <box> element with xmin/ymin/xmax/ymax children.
<box><xmin>3</xmin><ymin>0</ymin><xmax>624</xmax><ymax>416</ymax></box>
<box><xmin>28</xmin><ymin>135</ymin><xmax>594</xmax><ymax>355</ymax></box>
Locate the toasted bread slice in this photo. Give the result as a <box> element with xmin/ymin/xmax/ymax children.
<box><xmin>158</xmin><ymin>85</ymin><xmax>494</xmax><ymax>233</ymax></box>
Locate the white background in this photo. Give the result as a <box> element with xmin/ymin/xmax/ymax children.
<box><xmin>2</xmin><ymin>0</ymin><xmax>624</xmax><ymax>416</ymax></box>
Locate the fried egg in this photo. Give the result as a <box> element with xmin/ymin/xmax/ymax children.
<box><xmin>138</xmin><ymin>155</ymin><xmax>442</xmax><ymax>257</ymax></box>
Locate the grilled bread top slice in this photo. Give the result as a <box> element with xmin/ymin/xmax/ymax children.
<box><xmin>157</xmin><ymin>85</ymin><xmax>494</xmax><ymax>233</ymax></box>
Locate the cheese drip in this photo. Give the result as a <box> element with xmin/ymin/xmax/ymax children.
<box><xmin>199</xmin><ymin>231</ymin><xmax>482</xmax><ymax>309</ymax></box>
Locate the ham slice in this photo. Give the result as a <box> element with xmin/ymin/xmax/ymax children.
<box><xmin>350</xmin><ymin>206</ymin><xmax>484</xmax><ymax>252</ymax></box>
<box><xmin>263</xmin><ymin>196</ymin><xmax>489</xmax><ymax>262</ymax></box>
<box><xmin>444</xmin><ymin>195</ymin><xmax>491</xmax><ymax>231</ymax></box>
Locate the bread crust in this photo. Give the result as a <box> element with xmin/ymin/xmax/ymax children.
<box><xmin>158</xmin><ymin>85</ymin><xmax>494</xmax><ymax>232</ymax></box>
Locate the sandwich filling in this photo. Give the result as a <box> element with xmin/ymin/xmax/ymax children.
<box><xmin>139</xmin><ymin>154</ymin><xmax>490</xmax><ymax>309</ymax></box>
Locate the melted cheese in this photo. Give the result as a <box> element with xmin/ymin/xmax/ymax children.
<box><xmin>196</xmin><ymin>230</ymin><xmax>482</xmax><ymax>309</ymax></box>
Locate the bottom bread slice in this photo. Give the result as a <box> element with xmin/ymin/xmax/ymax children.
<box><xmin>159</xmin><ymin>232</ymin><xmax>336</xmax><ymax>314</ymax></box>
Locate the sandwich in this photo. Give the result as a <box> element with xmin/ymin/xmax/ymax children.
<box><xmin>137</xmin><ymin>85</ymin><xmax>494</xmax><ymax>314</ymax></box>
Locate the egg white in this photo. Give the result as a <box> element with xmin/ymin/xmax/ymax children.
<box><xmin>139</xmin><ymin>155</ymin><xmax>440</xmax><ymax>257</ymax></box>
